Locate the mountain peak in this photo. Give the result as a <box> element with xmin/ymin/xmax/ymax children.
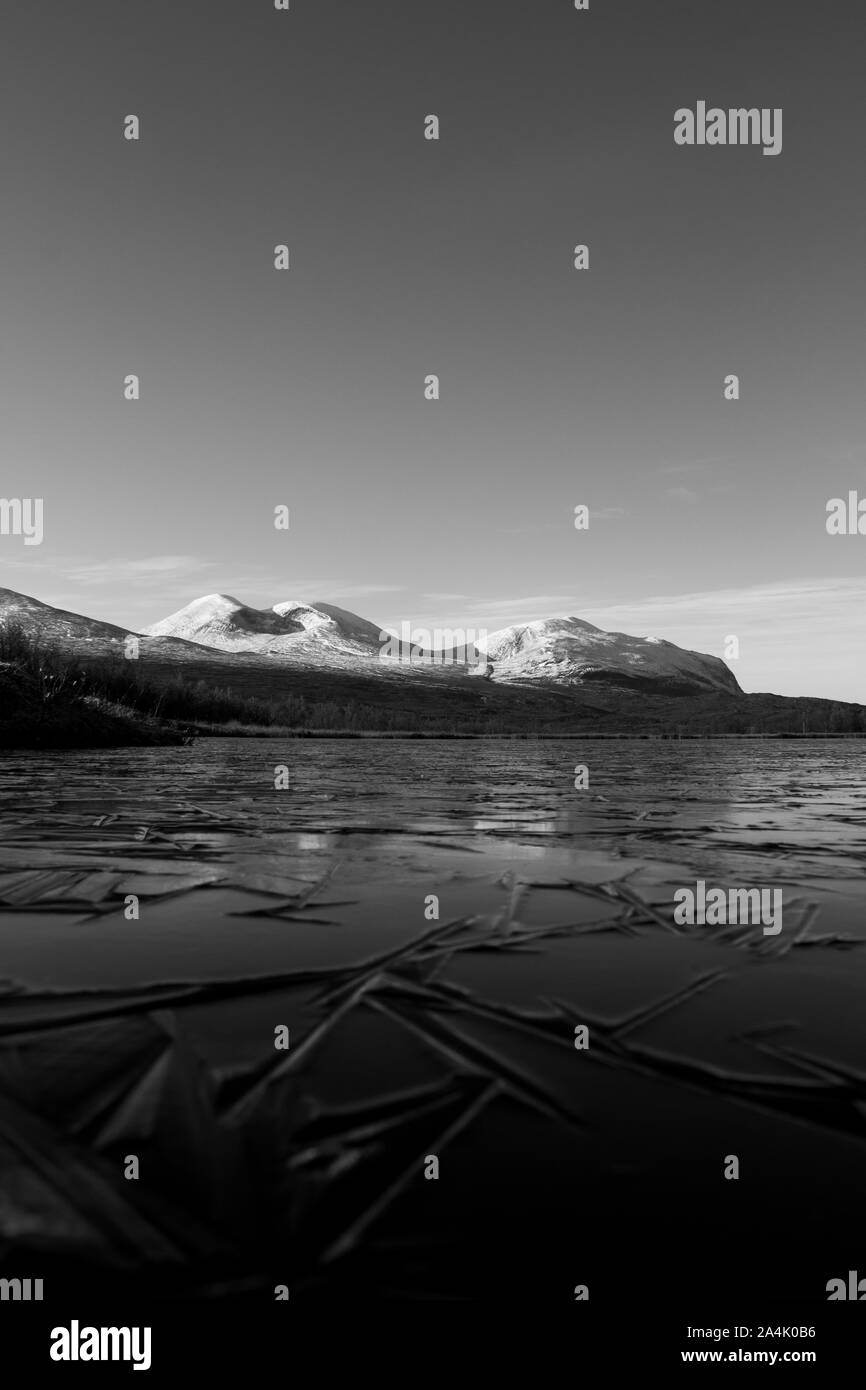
<box><xmin>485</xmin><ymin>614</ymin><xmax>740</xmax><ymax>694</ymax></box>
<box><xmin>142</xmin><ymin>594</ymin><xmax>381</xmax><ymax>656</ymax></box>
<box><xmin>0</xmin><ymin>585</ymin><xmax>741</xmax><ymax>696</ymax></box>
<box><xmin>182</xmin><ymin>593</ymin><xmax>244</xmax><ymax>615</ymax></box>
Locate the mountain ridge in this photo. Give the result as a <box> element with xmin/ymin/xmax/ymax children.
<box><xmin>136</xmin><ymin>591</ymin><xmax>741</xmax><ymax>695</ymax></box>
<box><xmin>1</xmin><ymin>588</ymin><xmax>863</xmax><ymax>739</ymax></box>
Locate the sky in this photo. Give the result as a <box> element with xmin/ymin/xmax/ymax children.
<box><xmin>0</xmin><ymin>0</ymin><xmax>863</xmax><ymax>701</ymax></box>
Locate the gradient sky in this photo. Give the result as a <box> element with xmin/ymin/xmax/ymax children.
<box><xmin>0</xmin><ymin>0</ymin><xmax>864</xmax><ymax>700</ymax></box>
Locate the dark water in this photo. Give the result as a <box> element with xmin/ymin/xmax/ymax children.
<box><xmin>0</xmin><ymin>739</ymin><xmax>864</xmax><ymax>1305</ymax></box>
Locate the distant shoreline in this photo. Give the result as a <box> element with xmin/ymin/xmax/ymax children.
<box><xmin>2</xmin><ymin>623</ymin><xmax>864</xmax><ymax>748</ymax></box>
<box><xmin>181</xmin><ymin>725</ymin><xmax>866</xmax><ymax>741</ymax></box>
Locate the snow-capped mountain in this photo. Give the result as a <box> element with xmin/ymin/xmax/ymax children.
<box><xmin>0</xmin><ymin>587</ymin><xmax>132</xmax><ymax>646</ymax></box>
<box><xmin>141</xmin><ymin>594</ymin><xmax>384</xmax><ymax>660</ymax></box>
<box><xmin>141</xmin><ymin>594</ymin><xmax>740</xmax><ymax>693</ymax></box>
<box><xmin>481</xmin><ymin>616</ymin><xmax>740</xmax><ymax>694</ymax></box>
<box><xmin>0</xmin><ymin>587</ymin><xmax>741</xmax><ymax>695</ymax></box>
<box><xmin>0</xmin><ymin>587</ymin><xmax>245</xmax><ymax>664</ymax></box>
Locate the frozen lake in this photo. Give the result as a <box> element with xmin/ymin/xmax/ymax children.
<box><xmin>0</xmin><ymin>738</ymin><xmax>864</xmax><ymax>1303</ymax></box>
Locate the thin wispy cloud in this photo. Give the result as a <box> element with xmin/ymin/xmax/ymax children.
<box><xmin>0</xmin><ymin>554</ymin><xmax>215</xmax><ymax>586</ymax></box>
<box><xmin>67</xmin><ymin>556</ymin><xmax>216</xmax><ymax>585</ymax></box>
<box><xmin>589</xmin><ymin>576</ymin><xmax>866</xmax><ymax>624</ymax></box>
<box><xmin>406</xmin><ymin>577</ymin><xmax>865</xmax><ymax>700</ymax></box>
<box><xmin>463</xmin><ymin>595</ymin><xmax>580</xmax><ymax>618</ymax></box>
<box><xmin>0</xmin><ymin>554</ymin><xmax>406</xmax><ymax>620</ymax></box>
<box><xmin>586</xmin><ymin>577</ymin><xmax>866</xmax><ymax>701</ymax></box>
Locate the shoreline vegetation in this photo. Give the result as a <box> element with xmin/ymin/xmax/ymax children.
<box><xmin>1</xmin><ymin>624</ymin><xmax>864</xmax><ymax>747</ymax></box>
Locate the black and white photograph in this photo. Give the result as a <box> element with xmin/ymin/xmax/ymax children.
<box><xmin>0</xmin><ymin>0</ymin><xmax>864</xmax><ymax>1371</ymax></box>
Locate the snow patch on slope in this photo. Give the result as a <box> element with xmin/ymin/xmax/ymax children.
<box><xmin>482</xmin><ymin>616</ymin><xmax>739</xmax><ymax>693</ymax></box>
<box><xmin>140</xmin><ymin>596</ymin><xmax>740</xmax><ymax>691</ymax></box>
<box><xmin>142</xmin><ymin>594</ymin><xmax>382</xmax><ymax>659</ymax></box>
